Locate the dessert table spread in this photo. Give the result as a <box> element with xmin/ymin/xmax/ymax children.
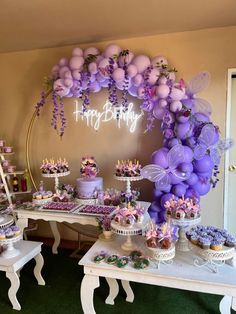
<box><xmin>79</xmin><ymin>235</ymin><xmax>236</xmax><ymax>314</ymax></box>
<box><xmin>0</xmin><ymin>240</ymin><xmax>45</xmax><ymax>310</ymax></box>
<box><xmin>14</xmin><ymin>201</ymin><xmax>150</xmax><ymax>254</ymax></box>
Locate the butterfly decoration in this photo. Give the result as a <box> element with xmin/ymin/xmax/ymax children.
<box><xmin>194</xmin><ymin>124</ymin><xmax>234</xmax><ymax>165</ymax></box>
<box><xmin>141</xmin><ymin>144</ymin><xmax>190</xmax><ymax>190</ymax></box>
<box><xmin>185</xmin><ymin>71</ymin><xmax>212</xmax><ymax>116</ymax></box>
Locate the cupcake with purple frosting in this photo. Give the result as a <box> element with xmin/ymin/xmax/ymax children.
<box><xmin>198</xmin><ymin>237</ymin><xmax>211</xmax><ymax>250</ymax></box>
<box><xmin>225</xmin><ymin>235</ymin><xmax>236</xmax><ymax>248</ymax></box>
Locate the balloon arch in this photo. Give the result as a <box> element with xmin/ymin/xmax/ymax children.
<box><xmin>34</xmin><ymin>43</ymin><xmax>230</xmax><ymax>224</ymax></box>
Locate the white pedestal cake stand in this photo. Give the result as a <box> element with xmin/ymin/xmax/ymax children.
<box><xmin>42</xmin><ymin>171</ymin><xmax>70</xmax><ymax>194</ymax></box>
<box><xmin>0</xmin><ymin>214</ymin><xmax>14</xmax><ymax>230</ymax></box>
<box><xmin>0</xmin><ymin>234</ymin><xmax>22</xmax><ymax>258</ymax></box>
<box><xmin>113</xmin><ymin>176</ymin><xmax>142</xmax><ymax>194</ymax></box>
<box><xmin>147</xmin><ymin>244</ymin><xmax>175</xmax><ymax>269</ymax></box>
<box><xmin>171</xmin><ymin>216</ymin><xmax>201</xmax><ymax>252</ymax></box>
<box><xmin>111</xmin><ymin>213</ymin><xmax>150</xmax><ymax>251</ymax></box>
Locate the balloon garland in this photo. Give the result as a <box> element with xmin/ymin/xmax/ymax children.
<box><xmin>35</xmin><ymin>44</ymin><xmax>233</xmax><ymax>224</ymax></box>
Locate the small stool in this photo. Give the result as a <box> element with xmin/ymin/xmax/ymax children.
<box><xmin>0</xmin><ymin>240</ymin><xmax>45</xmax><ymax>310</ymax></box>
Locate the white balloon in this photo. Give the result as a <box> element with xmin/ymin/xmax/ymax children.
<box><xmin>127</xmin><ymin>64</ymin><xmax>138</xmax><ymax>78</ymax></box>
<box><xmin>158</xmin><ymin>76</ymin><xmax>168</xmax><ymax>84</ymax></box>
<box><xmin>72</xmin><ymin>47</ymin><xmax>83</xmax><ymax>57</ymax></box>
<box><xmin>156</xmin><ymin>84</ymin><xmax>170</xmax><ymax>98</ymax></box>
<box><xmin>72</xmin><ymin>70</ymin><xmax>81</xmax><ymax>80</ymax></box>
<box><xmin>170</xmin><ymin>86</ymin><xmax>185</xmax><ymax>101</ymax></box>
<box><xmin>59</xmin><ymin>66</ymin><xmax>70</xmax><ymax>78</ymax></box>
<box><xmin>104</xmin><ymin>44</ymin><xmax>122</xmax><ymax>57</ymax></box>
<box><xmin>148</xmin><ymin>68</ymin><xmax>160</xmax><ymax>85</ymax></box>
<box><xmin>132</xmin><ymin>55</ymin><xmax>151</xmax><ymax>74</ymax></box>
<box><xmin>118</xmin><ymin>51</ymin><xmax>134</xmax><ymax>66</ymax></box>
<box><xmin>112</xmin><ymin>68</ymin><xmax>125</xmax><ymax>82</ymax></box>
<box><xmin>64</xmin><ymin>78</ymin><xmax>73</xmax><ymax>88</ymax></box>
<box><xmin>88</xmin><ymin>62</ymin><xmax>98</xmax><ymax>75</ymax></box>
<box><xmin>170</xmin><ymin>100</ymin><xmax>182</xmax><ymax>112</ymax></box>
<box><xmin>132</xmin><ymin>74</ymin><xmax>143</xmax><ymax>86</ymax></box>
<box><xmin>69</xmin><ymin>56</ymin><xmax>84</xmax><ymax>70</ymax></box>
<box><xmin>64</xmin><ymin>71</ymin><xmax>72</xmax><ymax>79</ymax></box>
<box><xmin>59</xmin><ymin>58</ymin><xmax>68</xmax><ymax>67</ymax></box>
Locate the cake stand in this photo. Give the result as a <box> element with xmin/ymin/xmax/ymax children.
<box><xmin>171</xmin><ymin>216</ymin><xmax>201</xmax><ymax>252</ymax></box>
<box><xmin>111</xmin><ymin>213</ymin><xmax>150</xmax><ymax>251</ymax></box>
<box><xmin>193</xmin><ymin>246</ymin><xmax>235</xmax><ymax>273</ymax></box>
<box><xmin>42</xmin><ymin>171</ymin><xmax>70</xmax><ymax>194</ymax></box>
<box><xmin>114</xmin><ymin>175</ymin><xmax>142</xmax><ymax>194</ymax></box>
<box><xmin>0</xmin><ymin>214</ymin><xmax>14</xmax><ymax>229</ymax></box>
<box><xmin>147</xmin><ymin>244</ymin><xmax>175</xmax><ymax>269</ymax></box>
<box><xmin>0</xmin><ymin>234</ymin><xmax>22</xmax><ymax>258</ymax></box>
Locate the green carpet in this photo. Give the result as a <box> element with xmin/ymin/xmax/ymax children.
<box><xmin>0</xmin><ymin>246</ymin><xmax>234</xmax><ymax>314</ymax></box>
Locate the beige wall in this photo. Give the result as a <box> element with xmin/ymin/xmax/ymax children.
<box><xmin>0</xmin><ymin>26</ymin><xmax>236</xmax><ymax>239</ymax></box>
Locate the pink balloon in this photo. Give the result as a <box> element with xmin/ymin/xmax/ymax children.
<box><xmin>84</xmin><ymin>47</ymin><xmax>99</xmax><ymax>58</ymax></box>
<box><xmin>88</xmin><ymin>62</ymin><xmax>98</xmax><ymax>75</ymax></box>
<box><xmin>72</xmin><ymin>70</ymin><xmax>81</xmax><ymax>80</ymax></box>
<box><xmin>153</xmin><ymin>104</ymin><xmax>167</xmax><ymax>120</ymax></box>
<box><xmin>148</xmin><ymin>68</ymin><xmax>160</xmax><ymax>85</ymax></box>
<box><xmin>64</xmin><ymin>71</ymin><xmax>72</xmax><ymax>79</ymax></box>
<box><xmin>59</xmin><ymin>58</ymin><xmax>68</xmax><ymax>67</ymax></box>
<box><xmin>127</xmin><ymin>64</ymin><xmax>138</xmax><ymax>78</ymax></box>
<box><xmin>170</xmin><ymin>100</ymin><xmax>182</xmax><ymax>112</ymax></box>
<box><xmin>137</xmin><ymin>86</ymin><xmax>145</xmax><ymax>99</ymax></box>
<box><xmin>59</xmin><ymin>66</ymin><xmax>70</xmax><ymax>78</ymax></box>
<box><xmin>170</xmin><ymin>86</ymin><xmax>185</xmax><ymax>101</ymax></box>
<box><xmin>64</xmin><ymin>78</ymin><xmax>73</xmax><ymax>88</ymax></box>
<box><xmin>151</xmin><ymin>56</ymin><xmax>168</xmax><ymax>67</ymax></box>
<box><xmin>132</xmin><ymin>55</ymin><xmax>151</xmax><ymax>74</ymax></box>
<box><xmin>132</xmin><ymin>74</ymin><xmax>143</xmax><ymax>86</ymax></box>
<box><xmin>98</xmin><ymin>58</ymin><xmax>110</xmax><ymax>78</ymax></box>
<box><xmin>159</xmin><ymin>99</ymin><xmax>168</xmax><ymax>108</ymax></box>
<box><xmin>118</xmin><ymin>52</ymin><xmax>134</xmax><ymax>66</ymax></box>
<box><xmin>72</xmin><ymin>47</ymin><xmax>83</xmax><ymax>57</ymax></box>
<box><xmin>53</xmin><ymin>79</ymin><xmax>69</xmax><ymax>97</ymax></box>
<box><xmin>156</xmin><ymin>84</ymin><xmax>170</xmax><ymax>98</ymax></box>
<box><xmin>112</xmin><ymin>68</ymin><xmax>125</xmax><ymax>82</ymax></box>
<box><xmin>69</xmin><ymin>56</ymin><xmax>84</xmax><ymax>70</ymax></box>
<box><xmin>104</xmin><ymin>44</ymin><xmax>122</xmax><ymax>57</ymax></box>
<box><xmin>158</xmin><ymin>76</ymin><xmax>168</xmax><ymax>84</ymax></box>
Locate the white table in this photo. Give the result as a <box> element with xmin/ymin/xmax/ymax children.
<box><xmin>15</xmin><ymin>201</ymin><xmax>150</xmax><ymax>254</ymax></box>
<box><xmin>0</xmin><ymin>240</ymin><xmax>45</xmax><ymax>310</ymax></box>
<box><xmin>79</xmin><ymin>235</ymin><xmax>236</xmax><ymax>314</ymax></box>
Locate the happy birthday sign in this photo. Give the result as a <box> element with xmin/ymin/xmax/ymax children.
<box><xmin>73</xmin><ymin>100</ymin><xmax>143</xmax><ymax>133</ymax></box>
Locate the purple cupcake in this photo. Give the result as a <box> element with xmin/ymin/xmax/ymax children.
<box><xmin>225</xmin><ymin>235</ymin><xmax>236</xmax><ymax>248</ymax></box>
<box><xmin>198</xmin><ymin>237</ymin><xmax>211</xmax><ymax>249</ymax></box>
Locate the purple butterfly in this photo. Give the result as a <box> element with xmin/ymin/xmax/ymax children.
<box><xmin>185</xmin><ymin>71</ymin><xmax>212</xmax><ymax>116</ymax></box>
<box><xmin>194</xmin><ymin>124</ymin><xmax>233</xmax><ymax>165</ymax></box>
<box><xmin>141</xmin><ymin>144</ymin><xmax>190</xmax><ymax>190</ymax></box>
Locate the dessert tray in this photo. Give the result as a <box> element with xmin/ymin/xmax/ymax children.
<box><xmin>32</xmin><ymin>197</ymin><xmax>53</xmax><ymax>206</ymax></box>
<box><xmin>72</xmin><ymin>205</ymin><xmax>117</xmax><ymax>217</ymax></box>
<box><xmin>39</xmin><ymin>201</ymin><xmax>80</xmax><ymax>213</ymax></box>
<box><xmin>193</xmin><ymin>245</ymin><xmax>235</xmax><ymax>273</ymax></box>
<box><xmin>147</xmin><ymin>244</ymin><xmax>175</xmax><ymax>268</ymax></box>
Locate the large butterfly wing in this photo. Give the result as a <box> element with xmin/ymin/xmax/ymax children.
<box><xmin>186</xmin><ymin>71</ymin><xmax>211</xmax><ymax>95</ymax></box>
<box><xmin>194</xmin><ymin>144</ymin><xmax>207</xmax><ymax>160</ymax></box>
<box><xmin>198</xmin><ymin>124</ymin><xmax>215</xmax><ymax>147</ymax></box>
<box><xmin>209</xmin><ymin>147</ymin><xmax>220</xmax><ymax>165</ymax></box>
<box><xmin>218</xmin><ymin>139</ymin><xmax>234</xmax><ymax>153</ymax></box>
<box><xmin>193</xmin><ymin>98</ymin><xmax>212</xmax><ymax>115</ymax></box>
<box><xmin>141</xmin><ymin>164</ymin><xmax>166</xmax><ymax>182</ymax></box>
<box><xmin>155</xmin><ymin>174</ymin><xmax>171</xmax><ymax>190</ymax></box>
<box><xmin>168</xmin><ymin>144</ymin><xmax>186</xmax><ymax>170</ymax></box>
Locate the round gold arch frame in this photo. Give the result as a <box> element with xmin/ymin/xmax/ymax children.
<box><xmin>26</xmin><ymin>89</ymin><xmax>52</xmax><ymax>191</ymax></box>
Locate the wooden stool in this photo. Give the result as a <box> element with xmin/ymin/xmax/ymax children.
<box><xmin>0</xmin><ymin>240</ymin><xmax>45</xmax><ymax>310</ymax></box>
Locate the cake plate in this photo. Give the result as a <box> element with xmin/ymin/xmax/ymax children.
<box><xmin>193</xmin><ymin>246</ymin><xmax>235</xmax><ymax>273</ymax></box>
<box><xmin>0</xmin><ymin>214</ymin><xmax>14</xmax><ymax>229</ymax></box>
<box><xmin>171</xmin><ymin>216</ymin><xmax>201</xmax><ymax>252</ymax></box>
<box><xmin>0</xmin><ymin>234</ymin><xmax>22</xmax><ymax>258</ymax></box>
<box><xmin>111</xmin><ymin>213</ymin><xmax>150</xmax><ymax>251</ymax></box>
<box><xmin>147</xmin><ymin>244</ymin><xmax>175</xmax><ymax>269</ymax></box>
<box><xmin>114</xmin><ymin>175</ymin><xmax>142</xmax><ymax>194</ymax></box>
<box><xmin>42</xmin><ymin>171</ymin><xmax>70</xmax><ymax>194</ymax></box>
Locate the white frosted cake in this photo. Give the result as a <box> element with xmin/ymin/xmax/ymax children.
<box><xmin>76</xmin><ymin>177</ymin><xmax>103</xmax><ymax>199</ymax></box>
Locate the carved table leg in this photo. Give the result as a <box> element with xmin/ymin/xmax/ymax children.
<box><xmin>105</xmin><ymin>278</ymin><xmax>119</xmax><ymax>305</ymax></box>
<box><xmin>34</xmin><ymin>253</ymin><xmax>45</xmax><ymax>285</ymax></box>
<box><xmin>49</xmin><ymin>221</ymin><xmax>60</xmax><ymax>254</ymax></box>
<box><xmin>17</xmin><ymin>218</ymin><xmax>28</xmax><ymax>240</ymax></box>
<box><xmin>6</xmin><ymin>271</ymin><xmax>21</xmax><ymax>310</ymax></box>
<box><xmin>121</xmin><ymin>280</ymin><xmax>134</xmax><ymax>303</ymax></box>
<box><xmin>81</xmin><ymin>274</ymin><xmax>100</xmax><ymax>314</ymax></box>
<box><xmin>219</xmin><ymin>295</ymin><xmax>232</xmax><ymax>314</ymax></box>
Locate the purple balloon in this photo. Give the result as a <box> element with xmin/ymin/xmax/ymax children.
<box><xmin>167</xmin><ymin>138</ymin><xmax>180</xmax><ymax>149</ymax></box>
<box><xmin>175</xmin><ymin>121</ymin><xmax>193</xmax><ymax>140</ymax></box>
<box><xmin>193</xmin><ymin>112</ymin><xmax>210</xmax><ymax>123</ymax></box>
<box><xmin>183</xmin><ymin>146</ymin><xmax>194</xmax><ymax>163</ymax></box>
<box><xmin>181</xmin><ymin>98</ymin><xmax>194</xmax><ymax>110</ymax></box>
<box><xmin>176</xmin><ymin>111</ymin><xmax>190</xmax><ymax>123</ymax></box>
<box><xmin>160</xmin><ymin>193</ymin><xmax>175</xmax><ymax>208</ymax></box>
<box><xmin>192</xmin><ymin>177</ymin><xmax>211</xmax><ymax>196</ymax></box>
<box><xmin>172</xmin><ymin>184</ymin><xmax>187</xmax><ymax>197</ymax></box>
<box><xmin>148</xmin><ymin>209</ymin><xmax>158</xmax><ymax>221</ymax></box>
<box><xmin>161</xmin><ymin>184</ymin><xmax>172</xmax><ymax>193</ymax></box>
<box><xmin>193</xmin><ymin>155</ymin><xmax>214</xmax><ymax>173</ymax></box>
<box><xmin>169</xmin><ymin>173</ymin><xmax>183</xmax><ymax>185</ymax></box>
<box><xmin>153</xmin><ymin>189</ymin><xmax>163</xmax><ymax>199</ymax></box>
<box><xmin>185</xmin><ymin>173</ymin><xmax>198</xmax><ymax>186</ymax></box>
<box><xmin>178</xmin><ymin>162</ymin><xmax>193</xmax><ymax>173</ymax></box>
<box><xmin>184</xmin><ymin>189</ymin><xmax>200</xmax><ymax>202</ymax></box>
<box><xmin>151</xmin><ymin>148</ymin><xmax>169</xmax><ymax>168</ymax></box>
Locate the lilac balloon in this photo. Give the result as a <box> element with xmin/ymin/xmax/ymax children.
<box><xmin>193</xmin><ymin>155</ymin><xmax>214</xmax><ymax>173</ymax></box>
<box><xmin>185</xmin><ymin>189</ymin><xmax>200</xmax><ymax>202</ymax></box>
<box><xmin>161</xmin><ymin>184</ymin><xmax>172</xmax><ymax>193</ymax></box>
<box><xmin>158</xmin><ymin>76</ymin><xmax>168</xmax><ymax>84</ymax></box>
<box><xmin>112</xmin><ymin>68</ymin><xmax>125</xmax><ymax>82</ymax></box>
<box><xmin>170</xmin><ymin>100</ymin><xmax>182</xmax><ymax>112</ymax></box>
<box><xmin>98</xmin><ymin>58</ymin><xmax>111</xmax><ymax>78</ymax></box>
<box><xmin>132</xmin><ymin>74</ymin><xmax>143</xmax><ymax>86</ymax></box>
<box><xmin>104</xmin><ymin>44</ymin><xmax>122</xmax><ymax>57</ymax></box>
<box><xmin>149</xmin><ymin>201</ymin><xmax>161</xmax><ymax>212</ymax></box>
<box><xmin>175</xmin><ymin>122</ymin><xmax>193</xmax><ymax>140</ymax></box>
<box><xmin>151</xmin><ymin>147</ymin><xmax>169</xmax><ymax>168</ymax></box>
<box><xmin>185</xmin><ymin>173</ymin><xmax>198</xmax><ymax>186</ymax></box>
<box><xmin>156</xmin><ymin>84</ymin><xmax>170</xmax><ymax>98</ymax></box>
<box><xmin>89</xmin><ymin>81</ymin><xmax>101</xmax><ymax>93</ymax></box>
<box><xmin>84</xmin><ymin>47</ymin><xmax>99</xmax><ymax>58</ymax></box>
<box><xmin>148</xmin><ymin>68</ymin><xmax>160</xmax><ymax>85</ymax></box>
<box><xmin>163</xmin><ymin>128</ymin><xmax>174</xmax><ymax>139</ymax></box>
<box><xmin>72</xmin><ymin>70</ymin><xmax>81</xmax><ymax>80</ymax></box>
<box><xmin>183</xmin><ymin>146</ymin><xmax>194</xmax><ymax>163</ymax></box>
<box><xmin>192</xmin><ymin>177</ymin><xmax>211</xmax><ymax>196</ymax></box>
<box><xmin>148</xmin><ymin>209</ymin><xmax>158</xmax><ymax>221</ymax></box>
<box><xmin>72</xmin><ymin>47</ymin><xmax>83</xmax><ymax>57</ymax></box>
<box><xmin>196</xmin><ymin>170</ymin><xmax>213</xmax><ymax>179</ymax></box>
<box><xmin>100</xmin><ymin>80</ymin><xmax>109</xmax><ymax>88</ymax></box>
<box><xmin>169</xmin><ymin>173</ymin><xmax>182</xmax><ymax>185</ymax></box>
<box><xmin>64</xmin><ymin>71</ymin><xmax>72</xmax><ymax>79</ymax></box>
<box><xmin>153</xmin><ymin>104</ymin><xmax>167</xmax><ymax>120</ymax></box>
<box><xmin>69</xmin><ymin>56</ymin><xmax>84</xmax><ymax>70</ymax></box>
<box><xmin>132</xmin><ymin>55</ymin><xmax>151</xmax><ymax>74</ymax></box>
<box><xmin>153</xmin><ymin>189</ymin><xmax>163</xmax><ymax>199</ymax></box>
<box><xmin>59</xmin><ymin>58</ymin><xmax>68</xmax><ymax>67</ymax></box>
<box><xmin>167</xmin><ymin>138</ymin><xmax>180</xmax><ymax>149</ymax></box>
<box><xmin>127</xmin><ymin>64</ymin><xmax>138</xmax><ymax>78</ymax></box>
<box><xmin>64</xmin><ymin>78</ymin><xmax>73</xmax><ymax>88</ymax></box>
<box><xmin>170</xmin><ymin>86</ymin><xmax>185</xmax><ymax>101</ymax></box>
<box><xmin>96</xmin><ymin>72</ymin><xmax>106</xmax><ymax>82</ymax></box>
<box><xmin>137</xmin><ymin>86</ymin><xmax>145</xmax><ymax>99</ymax></box>
<box><xmin>160</xmin><ymin>193</ymin><xmax>175</xmax><ymax>208</ymax></box>
<box><xmin>159</xmin><ymin>99</ymin><xmax>168</xmax><ymax>108</ymax></box>
<box><xmin>59</xmin><ymin>66</ymin><xmax>70</xmax><ymax>78</ymax></box>
<box><xmin>172</xmin><ymin>184</ymin><xmax>187</xmax><ymax>197</ymax></box>
<box><xmin>88</xmin><ymin>62</ymin><xmax>98</xmax><ymax>75</ymax></box>
<box><xmin>178</xmin><ymin>162</ymin><xmax>193</xmax><ymax>173</ymax></box>
<box><xmin>176</xmin><ymin>111</ymin><xmax>190</xmax><ymax>123</ymax></box>
<box><xmin>128</xmin><ymin>85</ymin><xmax>138</xmax><ymax>97</ymax></box>
<box><xmin>193</xmin><ymin>112</ymin><xmax>210</xmax><ymax>123</ymax></box>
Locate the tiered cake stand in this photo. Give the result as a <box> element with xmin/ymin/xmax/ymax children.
<box><xmin>171</xmin><ymin>216</ymin><xmax>201</xmax><ymax>252</ymax></box>
<box><xmin>0</xmin><ymin>214</ymin><xmax>22</xmax><ymax>258</ymax></box>
<box><xmin>42</xmin><ymin>171</ymin><xmax>70</xmax><ymax>194</ymax></box>
<box><xmin>114</xmin><ymin>175</ymin><xmax>142</xmax><ymax>194</ymax></box>
<box><xmin>147</xmin><ymin>244</ymin><xmax>175</xmax><ymax>268</ymax></box>
<box><xmin>194</xmin><ymin>246</ymin><xmax>235</xmax><ymax>273</ymax></box>
<box><xmin>111</xmin><ymin>213</ymin><xmax>150</xmax><ymax>251</ymax></box>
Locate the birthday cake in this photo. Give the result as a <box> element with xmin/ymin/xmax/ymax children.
<box><xmin>40</xmin><ymin>158</ymin><xmax>69</xmax><ymax>174</ymax></box>
<box><xmin>76</xmin><ymin>156</ymin><xmax>103</xmax><ymax>199</ymax></box>
<box><xmin>115</xmin><ymin>160</ymin><xmax>142</xmax><ymax>177</ymax></box>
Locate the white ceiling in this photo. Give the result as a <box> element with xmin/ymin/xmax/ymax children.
<box><xmin>1</xmin><ymin>0</ymin><xmax>236</xmax><ymax>53</ymax></box>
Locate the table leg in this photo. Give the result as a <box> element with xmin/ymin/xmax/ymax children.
<box><xmin>121</xmin><ymin>280</ymin><xmax>134</xmax><ymax>303</ymax></box>
<box><xmin>34</xmin><ymin>253</ymin><xmax>45</xmax><ymax>285</ymax></box>
<box><xmin>6</xmin><ymin>271</ymin><xmax>21</xmax><ymax>311</ymax></box>
<box><xmin>219</xmin><ymin>296</ymin><xmax>232</xmax><ymax>314</ymax></box>
<box><xmin>49</xmin><ymin>221</ymin><xmax>60</xmax><ymax>254</ymax></box>
<box><xmin>17</xmin><ymin>218</ymin><xmax>28</xmax><ymax>239</ymax></box>
<box><xmin>105</xmin><ymin>278</ymin><xmax>119</xmax><ymax>305</ymax></box>
<box><xmin>81</xmin><ymin>274</ymin><xmax>99</xmax><ymax>314</ymax></box>
<box><xmin>232</xmin><ymin>297</ymin><xmax>236</xmax><ymax>311</ymax></box>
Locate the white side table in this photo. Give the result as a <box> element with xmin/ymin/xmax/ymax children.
<box><xmin>0</xmin><ymin>240</ymin><xmax>45</xmax><ymax>310</ymax></box>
